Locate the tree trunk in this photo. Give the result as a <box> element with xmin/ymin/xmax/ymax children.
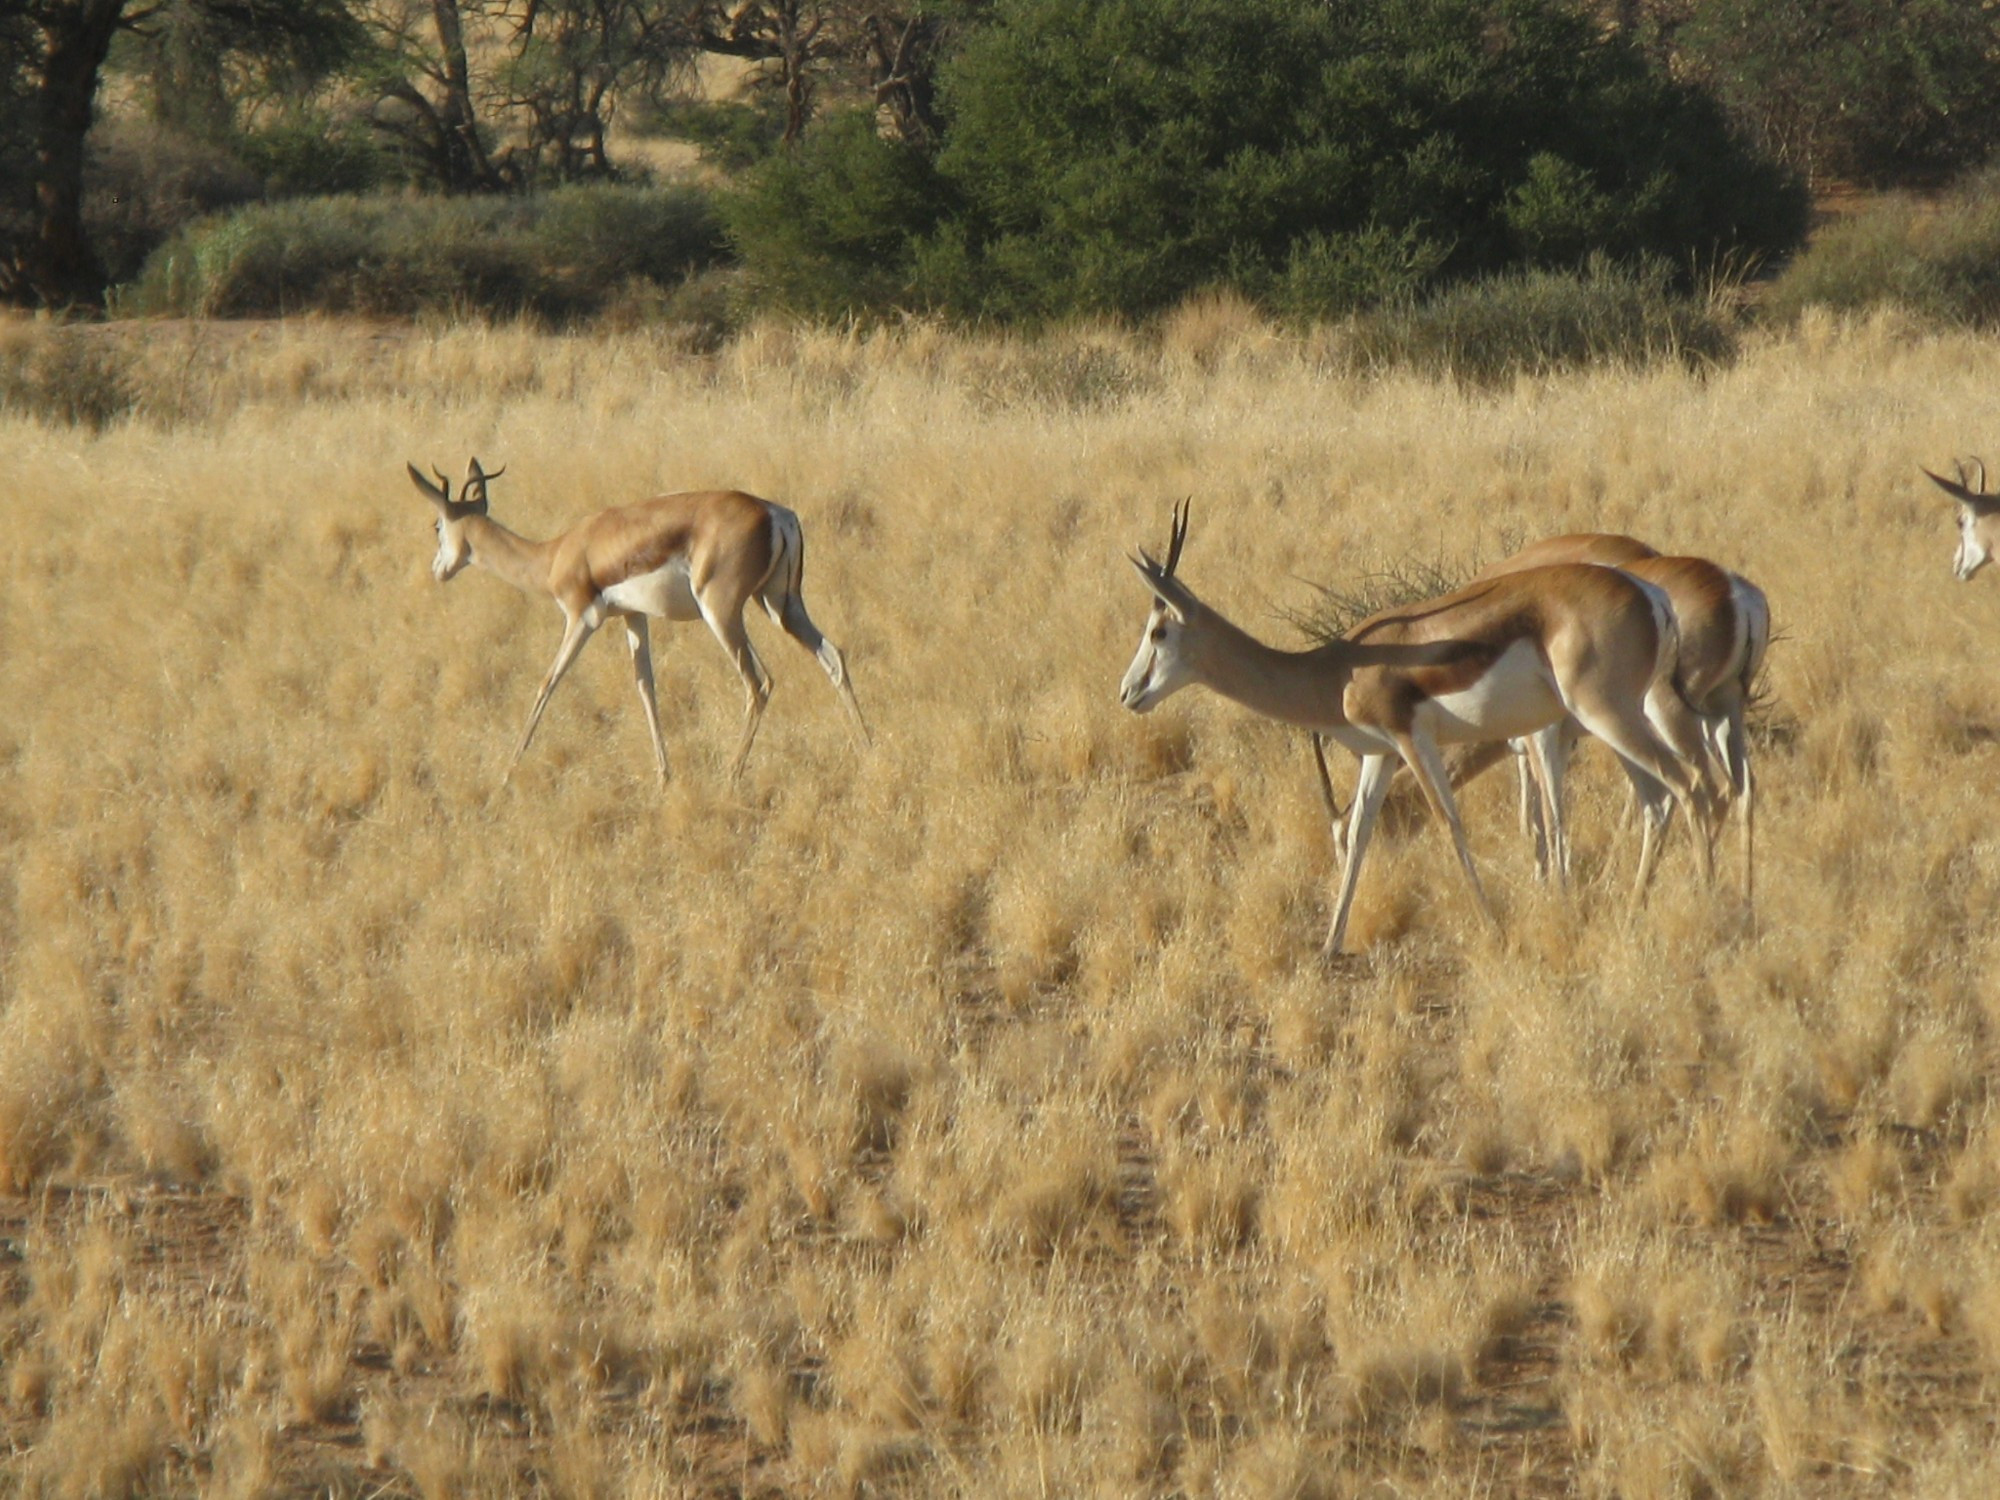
<box><xmin>430</xmin><ymin>0</ymin><xmax>498</xmax><ymax>190</ymax></box>
<box><xmin>13</xmin><ymin>0</ymin><xmax>129</xmax><ymax>308</ymax></box>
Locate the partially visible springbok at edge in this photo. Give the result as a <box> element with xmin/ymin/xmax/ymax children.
<box><xmin>408</xmin><ymin>458</ymin><xmax>869</xmax><ymax>784</ymax></box>
<box><xmin>1922</xmin><ymin>458</ymin><xmax>2000</xmax><ymax>583</ymax></box>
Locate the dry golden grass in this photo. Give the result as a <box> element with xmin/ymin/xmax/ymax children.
<box><xmin>5</xmin><ymin>304</ymin><xmax>2000</xmax><ymax>1495</ymax></box>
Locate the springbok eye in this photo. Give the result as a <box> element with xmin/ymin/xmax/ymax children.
<box><xmin>1150</xmin><ymin>625</ymin><xmax>1168</xmax><ymax>642</ymax></box>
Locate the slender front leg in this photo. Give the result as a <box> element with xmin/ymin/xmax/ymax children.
<box><xmin>509</xmin><ymin>613</ymin><xmax>597</xmax><ymax>783</ymax></box>
<box><xmin>1309</xmin><ymin>733</ymin><xmax>1347</xmax><ymax>864</ymax></box>
<box><xmin>1397</xmin><ymin>727</ymin><xmax>1497</xmax><ymax>927</ymax></box>
<box><xmin>1324</xmin><ymin>752</ymin><xmax>1394</xmax><ymax>958</ymax></box>
<box><xmin>624</xmin><ymin>615</ymin><xmax>670</xmax><ymax>784</ymax></box>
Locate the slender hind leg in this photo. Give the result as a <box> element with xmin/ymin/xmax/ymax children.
<box><xmin>1513</xmin><ymin>740</ymin><xmax>1549</xmax><ymax>874</ymax></box>
<box><xmin>1566</xmin><ymin>693</ymin><xmax>1696</xmax><ymax>915</ymax></box>
<box><xmin>624</xmin><ymin>614</ymin><xmax>670</xmax><ymax>783</ymax></box>
<box><xmin>1721</xmin><ymin>697</ymin><xmax>1755</xmax><ymax>916</ymax></box>
<box><xmin>1643</xmin><ymin>681</ymin><xmax>1721</xmax><ymax>883</ymax></box>
<box><xmin>769</xmin><ymin>590</ymin><xmax>871</xmax><ymax>748</ymax></box>
<box><xmin>509</xmin><ymin>613</ymin><xmax>597</xmax><ymax>783</ymax></box>
<box><xmin>1522</xmin><ymin>720</ymin><xmax>1577</xmax><ymax>888</ymax></box>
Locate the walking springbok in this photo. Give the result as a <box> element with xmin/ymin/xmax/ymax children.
<box><xmin>1921</xmin><ymin>459</ymin><xmax>2000</xmax><ymax>581</ymax></box>
<box><xmin>1120</xmin><ymin>503</ymin><xmax>1708</xmax><ymax>956</ymax></box>
<box><xmin>408</xmin><ymin>458</ymin><xmax>869</xmax><ymax>783</ymax></box>
<box><xmin>1474</xmin><ymin>534</ymin><xmax>1769</xmax><ymax>907</ymax></box>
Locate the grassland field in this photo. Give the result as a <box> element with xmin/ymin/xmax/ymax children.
<box><xmin>4</xmin><ymin>301</ymin><xmax>2000</xmax><ymax>1497</ymax></box>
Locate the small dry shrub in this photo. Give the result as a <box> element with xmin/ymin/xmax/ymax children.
<box><xmin>0</xmin><ymin>324</ymin><xmax>138</xmax><ymax>430</ymax></box>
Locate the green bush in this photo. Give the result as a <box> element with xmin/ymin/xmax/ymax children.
<box><xmin>1339</xmin><ymin>259</ymin><xmax>1737</xmax><ymax>386</ymax></box>
<box><xmin>116</xmin><ymin>184</ymin><xmax>729</xmax><ymax>321</ymax></box>
<box><xmin>237</xmin><ymin>113</ymin><xmax>389</xmax><ymax>197</ymax></box>
<box><xmin>1273</xmin><ymin>226</ymin><xmax>1453</xmax><ymax>322</ymax></box>
<box><xmin>83</xmin><ymin>118</ymin><xmax>265</xmax><ymax>286</ymax></box>
<box><xmin>723</xmin><ymin>0</ymin><xmax>1803</xmax><ymax>326</ymax></box>
<box><xmin>1678</xmin><ymin>0</ymin><xmax>2000</xmax><ymax>189</ymax></box>
<box><xmin>1763</xmin><ymin>171</ymin><xmax>2000</xmax><ymax>329</ymax></box>
<box><xmin>722</xmin><ymin>112</ymin><xmax>952</xmax><ymax>321</ymax></box>
<box><xmin>635</xmin><ymin>95</ymin><xmax>787</xmax><ymax>171</ymax></box>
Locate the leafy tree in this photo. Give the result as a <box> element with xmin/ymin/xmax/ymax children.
<box><xmin>364</xmin><ymin>0</ymin><xmax>506</xmax><ymax>190</ymax></box>
<box><xmin>484</xmin><ymin>0</ymin><xmax>699</xmax><ymax>182</ymax></box>
<box><xmin>729</xmin><ymin>0</ymin><xmax>1805</xmax><ymax>323</ymax></box>
<box><xmin>722</xmin><ymin>107</ymin><xmax>950</xmax><ymax>316</ymax></box>
<box><xmin>1677</xmin><ymin>0</ymin><xmax>2000</xmax><ymax>188</ymax></box>
<box><xmin>0</xmin><ymin>0</ymin><xmax>366</xmax><ymax>306</ymax></box>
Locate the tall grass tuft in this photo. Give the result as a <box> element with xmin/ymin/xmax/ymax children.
<box><xmin>0</xmin><ymin>323</ymin><xmax>137</xmax><ymax>430</ymax></box>
<box><xmin>1338</xmin><ymin>259</ymin><xmax>1737</xmax><ymax>386</ymax></box>
<box><xmin>1765</xmin><ymin>168</ymin><xmax>2000</xmax><ymax>328</ymax></box>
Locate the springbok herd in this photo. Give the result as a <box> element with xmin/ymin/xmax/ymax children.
<box><xmin>411</xmin><ymin>454</ymin><xmax>2000</xmax><ymax>959</ymax></box>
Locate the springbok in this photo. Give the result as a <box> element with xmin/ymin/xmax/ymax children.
<box><xmin>1120</xmin><ymin>503</ymin><xmax>1708</xmax><ymax>956</ymax></box>
<box><xmin>408</xmin><ymin>458</ymin><xmax>869</xmax><ymax>783</ymax></box>
<box><xmin>1921</xmin><ymin>459</ymin><xmax>2000</xmax><ymax>581</ymax></box>
<box><xmin>1474</xmin><ymin>534</ymin><xmax>1769</xmax><ymax>906</ymax></box>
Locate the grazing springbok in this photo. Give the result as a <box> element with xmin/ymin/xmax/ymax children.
<box><xmin>1119</xmin><ymin>503</ymin><xmax>1707</xmax><ymax>956</ymax></box>
<box><xmin>409</xmin><ymin>458</ymin><xmax>869</xmax><ymax>783</ymax></box>
<box><xmin>1474</xmin><ymin>534</ymin><xmax>1769</xmax><ymax>907</ymax></box>
<box><xmin>1921</xmin><ymin>459</ymin><xmax>2000</xmax><ymax>581</ymax></box>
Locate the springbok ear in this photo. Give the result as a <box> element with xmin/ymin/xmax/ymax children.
<box><xmin>408</xmin><ymin>462</ymin><xmax>450</xmax><ymax>506</ymax></box>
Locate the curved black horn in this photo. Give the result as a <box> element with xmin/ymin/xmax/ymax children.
<box><xmin>1162</xmin><ymin>497</ymin><xmax>1191</xmax><ymax>578</ymax></box>
<box><xmin>464</xmin><ymin>457</ymin><xmax>506</xmax><ymax>500</ymax></box>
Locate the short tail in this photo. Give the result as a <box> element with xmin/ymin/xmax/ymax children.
<box><xmin>760</xmin><ymin>504</ymin><xmax>807</xmax><ymax>627</ymax></box>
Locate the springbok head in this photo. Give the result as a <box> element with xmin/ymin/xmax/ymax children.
<box><xmin>1120</xmin><ymin>499</ymin><xmax>1206</xmax><ymax>712</ymax></box>
<box><xmin>406</xmin><ymin>456</ymin><xmax>505</xmax><ymax>582</ymax></box>
<box><xmin>1922</xmin><ymin>459</ymin><xmax>2000</xmax><ymax>582</ymax></box>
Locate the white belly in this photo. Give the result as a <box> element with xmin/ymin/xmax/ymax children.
<box><xmin>1421</xmin><ymin>639</ymin><xmax>1564</xmax><ymax>743</ymax></box>
<box><xmin>601</xmin><ymin>557</ymin><xmax>702</xmax><ymax>621</ymax></box>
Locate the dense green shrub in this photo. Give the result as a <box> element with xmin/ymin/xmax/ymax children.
<box><xmin>1763</xmin><ymin>171</ymin><xmax>2000</xmax><ymax>329</ymax></box>
<box><xmin>117</xmin><ymin>184</ymin><xmax>728</xmax><ymax>321</ymax></box>
<box><xmin>726</xmin><ymin>0</ymin><xmax>1805</xmax><ymax>325</ymax></box>
<box><xmin>1338</xmin><ymin>259</ymin><xmax>1737</xmax><ymax>387</ymax></box>
<box><xmin>83</xmin><ymin>120</ymin><xmax>266</xmax><ymax>288</ymax></box>
<box><xmin>236</xmin><ymin>113</ymin><xmax>390</xmax><ymax>198</ymax></box>
<box><xmin>722</xmin><ymin>112</ymin><xmax>953</xmax><ymax>321</ymax></box>
<box><xmin>1678</xmin><ymin>0</ymin><xmax>2000</xmax><ymax>189</ymax></box>
<box><xmin>634</xmin><ymin>95</ymin><xmax>788</xmax><ymax>172</ymax></box>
